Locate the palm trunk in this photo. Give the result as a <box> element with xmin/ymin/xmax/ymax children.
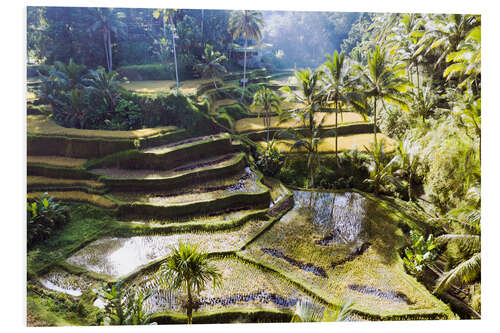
<box><xmin>240</xmin><ymin>35</ymin><xmax>248</xmax><ymax>102</ymax></box>
<box><xmin>416</xmin><ymin>63</ymin><xmax>420</xmax><ymax>90</ymax></box>
<box><xmin>103</xmin><ymin>31</ymin><xmax>110</xmax><ymax>73</ymax></box>
<box><xmin>335</xmin><ymin>99</ymin><xmax>339</xmax><ymax>166</ymax></box>
<box><xmin>266</xmin><ymin>108</ymin><xmax>270</xmax><ymax>143</ymax></box>
<box><xmin>107</xmin><ymin>29</ymin><xmax>113</xmax><ymax>72</ymax></box>
<box><xmin>172</xmin><ymin>27</ymin><xmax>179</xmax><ymax>92</ymax></box>
<box><xmin>373</xmin><ymin>97</ymin><xmax>378</xmax><ymax>147</ymax></box>
<box><xmin>201</xmin><ymin>9</ymin><xmax>204</xmax><ymax>46</ymax></box>
<box><xmin>408</xmin><ymin>170</ymin><xmax>413</xmax><ymax>201</ymax></box>
<box><xmin>187</xmin><ymin>283</ymin><xmax>193</xmax><ymax>324</ymax></box>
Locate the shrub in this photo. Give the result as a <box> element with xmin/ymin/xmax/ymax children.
<box><xmin>120</xmin><ymin>90</ymin><xmax>221</xmax><ymax>135</ymax></box>
<box><xmin>255</xmin><ymin>139</ymin><xmax>285</xmax><ymax>177</ymax></box>
<box><xmin>402</xmin><ymin>230</ymin><xmax>438</xmax><ymax>279</ymax></box>
<box><xmin>27</xmin><ymin>192</ymin><xmax>70</xmax><ymax>248</ymax></box>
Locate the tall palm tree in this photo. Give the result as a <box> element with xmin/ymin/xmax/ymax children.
<box><xmin>360</xmin><ymin>46</ymin><xmax>410</xmax><ymax>146</ymax></box>
<box><xmin>433</xmin><ymin>189</ymin><xmax>481</xmax><ymax>295</ymax></box>
<box><xmin>194</xmin><ymin>44</ymin><xmax>227</xmax><ymax>90</ymax></box>
<box><xmin>229</xmin><ymin>10</ymin><xmax>264</xmax><ymax>102</ymax></box>
<box><xmin>157</xmin><ymin>241</ymin><xmax>222</xmax><ymax>324</ymax></box>
<box><xmin>251</xmin><ymin>87</ymin><xmax>282</xmax><ymax>143</ymax></box>
<box><xmin>90</xmin><ymin>8</ymin><xmax>126</xmax><ymax>73</ymax></box>
<box><xmin>322</xmin><ymin>50</ymin><xmax>351</xmax><ymax>165</ymax></box>
<box><xmin>279</xmin><ymin>68</ymin><xmax>329</xmax><ymax>188</ymax></box>
<box><xmin>416</xmin><ymin>14</ymin><xmax>479</xmax><ymax>71</ymax></box>
<box><xmin>153</xmin><ymin>9</ymin><xmax>179</xmax><ymax>91</ymax></box>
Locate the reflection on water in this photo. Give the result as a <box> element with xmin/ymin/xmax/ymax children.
<box><xmin>293</xmin><ymin>191</ymin><xmax>369</xmax><ymax>245</ymax></box>
<box><xmin>39</xmin><ymin>269</ymin><xmax>96</xmax><ymax>296</ymax></box>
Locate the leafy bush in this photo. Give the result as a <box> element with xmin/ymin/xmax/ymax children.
<box><xmin>104</xmin><ymin>98</ymin><xmax>142</xmax><ymax>130</ymax></box>
<box><xmin>402</xmin><ymin>230</ymin><xmax>438</xmax><ymax>279</ymax></box>
<box><xmin>255</xmin><ymin>139</ymin><xmax>285</xmax><ymax>177</ymax></box>
<box><xmin>120</xmin><ymin>90</ymin><xmax>220</xmax><ymax>135</ymax></box>
<box><xmin>27</xmin><ymin>192</ymin><xmax>70</xmax><ymax>248</ymax></box>
<box><xmin>96</xmin><ymin>280</ymin><xmax>153</xmax><ymax>326</ymax></box>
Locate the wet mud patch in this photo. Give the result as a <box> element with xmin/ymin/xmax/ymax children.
<box><xmin>348</xmin><ymin>284</ymin><xmax>413</xmax><ymax>304</ymax></box>
<box><xmin>261</xmin><ymin>248</ymin><xmax>327</xmax><ymax>278</ymax></box>
<box><xmin>330</xmin><ymin>242</ymin><xmax>371</xmax><ymax>269</ymax></box>
<box><xmin>198</xmin><ymin>290</ymin><xmax>299</xmax><ymax>309</ymax></box>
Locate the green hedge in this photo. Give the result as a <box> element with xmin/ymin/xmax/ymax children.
<box><xmin>117</xmin><ymin>63</ymin><xmax>193</xmax><ymax>81</ymax></box>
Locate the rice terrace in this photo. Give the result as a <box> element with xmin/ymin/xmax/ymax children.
<box><xmin>26</xmin><ymin>5</ymin><xmax>481</xmax><ymax>326</ymax></box>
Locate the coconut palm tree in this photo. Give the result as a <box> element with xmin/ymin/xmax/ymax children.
<box><xmin>194</xmin><ymin>44</ymin><xmax>227</xmax><ymax>90</ymax></box>
<box><xmin>433</xmin><ymin>189</ymin><xmax>481</xmax><ymax>295</ymax></box>
<box><xmin>157</xmin><ymin>241</ymin><xmax>222</xmax><ymax>324</ymax></box>
<box><xmin>416</xmin><ymin>14</ymin><xmax>479</xmax><ymax>71</ymax></box>
<box><xmin>229</xmin><ymin>10</ymin><xmax>264</xmax><ymax>102</ymax></box>
<box><xmin>89</xmin><ymin>8</ymin><xmax>126</xmax><ymax>73</ymax></box>
<box><xmin>153</xmin><ymin>9</ymin><xmax>179</xmax><ymax>91</ymax></box>
<box><xmin>291</xmin><ymin>298</ymin><xmax>355</xmax><ymax>322</ymax></box>
<box><xmin>322</xmin><ymin>50</ymin><xmax>352</xmax><ymax>165</ymax></box>
<box><xmin>279</xmin><ymin>68</ymin><xmax>329</xmax><ymax>188</ymax></box>
<box><xmin>360</xmin><ymin>45</ymin><xmax>410</xmax><ymax>146</ymax></box>
<box><xmin>251</xmin><ymin>87</ymin><xmax>282</xmax><ymax>143</ymax></box>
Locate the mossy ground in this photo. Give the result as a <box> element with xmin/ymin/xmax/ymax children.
<box><xmin>239</xmin><ymin>190</ymin><xmax>453</xmax><ymax>319</ymax></box>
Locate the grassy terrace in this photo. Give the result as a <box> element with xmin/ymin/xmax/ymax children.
<box><xmin>28</xmin><ymin>114</ymin><xmax>177</xmax><ymax>139</ymax></box>
<box><xmin>235</xmin><ymin>112</ymin><xmax>367</xmax><ymax>133</ymax></box>
<box><xmin>258</xmin><ymin>133</ymin><xmax>395</xmax><ymax>153</ymax></box>
<box><xmin>120</xmin><ymin>79</ymin><xmax>215</xmax><ymax>95</ymax></box>
<box><xmin>239</xmin><ymin>190</ymin><xmax>454</xmax><ymax>319</ymax></box>
<box><xmin>28</xmin><ymin>155</ymin><xmax>88</xmax><ymax>168</ymax></box>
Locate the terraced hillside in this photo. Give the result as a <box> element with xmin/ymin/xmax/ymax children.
<box><xmin>27</xmin><ymin>103</ymin><xmax>453</xmax><ymax>323</ymax></box>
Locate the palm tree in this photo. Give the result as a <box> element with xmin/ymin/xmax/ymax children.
<box><xmin>360</xmin><ymin>46</ymin><xmax>410</xmax><ymax>146</ymax></box>
<box><xmin>394</xmin><ymin>139</ymin><xmax>420</xmax><ymax>201</ymax></box>
<box><xmin>194</xmin><ymin>44</ymin><xmax>227</xmax><ymax>90</ymax></box>
<box><xmin>229</xmin><ymin>10</ymin><xmax>264</xmax><ymax>102</ymax></box>
<box><xmin>84</xmin><ymin>67</ymin><xmax>121</xmax><ymax>113</ymax></box>
<box><xmin>416</xmin><ymin>14</ymin><xmax>479</xmax><ymax>71</ymax></box>
<box><xmin>89</xmin><ymin>8</ymin><xmax>126</xmax><ymax>73</ymax></box>
<box><xmin>363</xmin><ymin>138</ymin><xmax>400</xmax><ymax>196</ymax></box>
<box><xmin>291</xmin><ymin>298</ymin><xmax>355</xmax><ymax>322</ymax></box>
<box><xmin>279</xmin><ymin>68</ymin><xmax>329</xmax><ymax>188</ymax></box>
<box><xmin>433</xmin><ymin>190</ymin><xmax>481</xmax><ymax>295</ymax></box>
<box><xmin>251</xmin><ymin>87</ymin><xmax>282</xmax><ymax>143</ymax></box>
<box><xmin>322</xmin><ymin>50</ymin><xmax>352</xmax><ymax>165</ymax></box>
<box><xmin>157</xmin><ymin>241</ymin><xmax>222</xmax><ymax>324</ymax></box>
<box><xmin>153</xmin><ymin>9</ymin><xmax>180</xmax><ymax>91</ymax></box>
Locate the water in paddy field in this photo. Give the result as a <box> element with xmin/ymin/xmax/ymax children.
<box><xmin>39</xmin><ymin>268</ymin><xmax>96</xmax><ymax>296</ymax></box>
<box><xmin>293</xmin><ymin>190</ymin><xmax>369</xmax><ymax>245</ymax></box>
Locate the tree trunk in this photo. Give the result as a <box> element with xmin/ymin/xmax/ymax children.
<box><xmin>241</xmin><ymin>35</ymin><xmax>248</xmax><ymax>102</ymax></box>
<box><xmin>187</xmin><ymin>282</ymin><xmax>193</xmax><ymax>324</ymax></box>
<box><xmin>335</xmin><ymin>99</ymin><xmax>339</xmax><ymax>166</ymax></box>
<box><xmin>201</xmin><ymin>9</ymin><xmax>204</xmax><ymax>46</ymax></box>
<box><xmin>103</xmin><ymin>31</ymin><xmax>110</xmax><ymax>73</ymax></box>
<box><xmin>408</xmin><ymin>170</ymin><xmax>413</xmax><ymax>201</ymax></box>
<box><xmin>266</xmin><ymin>108</ymin><xmax>270</xmax><ymax>143</ymax></box>
<box><xmin>108</xmin><ymin>29</ymin><xmax>113</xmax><ymax>72</ymax></box>
<box><xmin>172</xmin><ymin>27</ymin><xmax>179</xmax><ymax>92</ymax></box>
<box><xmin>416</xmin><ymin>63</ymin><xmax>420</xmax><ymax>90</ymax></box>
<box><xmin>373</xmin><ymin>97</ymin><xmax>378</xmax><ymax>147</ymax></box>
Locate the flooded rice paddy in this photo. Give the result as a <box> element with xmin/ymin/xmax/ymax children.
<box><xmin>39</xmin><ymin>268</ymin><xmax>97</xmax><ymax>296</ymax></box>
<box><xmin>66</xmin><ymin>219</ymin><xmax>268</xmax><ymax>277</ymax></box>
